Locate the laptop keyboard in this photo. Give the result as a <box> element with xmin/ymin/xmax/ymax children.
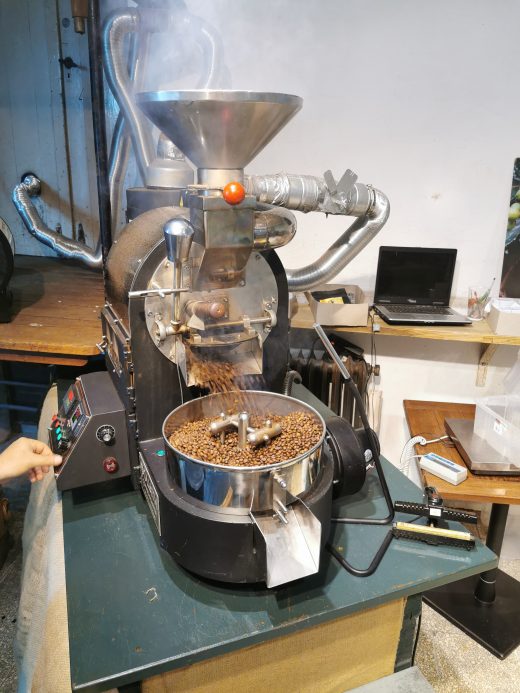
<box><xmin>385</xmin><ymin>304</ymin><xmax>452</xmax><ymax>315</ymax></box>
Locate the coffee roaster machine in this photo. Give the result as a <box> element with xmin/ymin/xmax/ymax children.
<box><xmin>44</xmin><ymin>86</ymin><xmax>393</xmax><ymax>587</ymax></box>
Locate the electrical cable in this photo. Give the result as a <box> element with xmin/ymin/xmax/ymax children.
<box><xmin>332</xmin><ymin>375</ymin><xmax>394</xmax><ymax>525</ymax></box>
<box><xmin>313</xmin><ymin>324</ymin><xmax>395</xmax><ymax>577</ymax></box>
<box><xmin>367</xmin><ymin>308</ymin><xmax>378</xmax><ymax>430</ymax></box>
<box><xmin>399</xmin><ymin>434</ymin><xmax>450</xmax><ymax>475</ymax></box>
<box><xmin>326</xmin><ymin>530</ymin><xmax>393</xmax><ymax>577</ymax></box>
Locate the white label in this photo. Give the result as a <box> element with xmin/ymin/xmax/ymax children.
<box><xmin>139</xmin><ymin>453</ymin><xmax>161</xmax><ymax>535</ymax></box>
<box><xmin>429</xmin><ymin>508</ymin><xmax>442</xmax><ymax>517</ymax></box>
<box><xmin>493</xmin><ymin>419</ymin><xmax>507</xmax><ymax>436</ymax></box>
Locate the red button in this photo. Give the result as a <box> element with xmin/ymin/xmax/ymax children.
<box><xmin>68</xmin><ymin>390</ymin><xmax>74</xmax><ymax>401</ymax></box>
<box><xmin>103</xmin><ymin>457</ymin><xmax>119</xmax><ymax>474</ymax></box>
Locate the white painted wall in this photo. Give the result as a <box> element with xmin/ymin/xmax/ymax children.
<box><xmin>186</xmin><ymin>0</ymin><xmax>520</xmax><ymax>552</ymax></box>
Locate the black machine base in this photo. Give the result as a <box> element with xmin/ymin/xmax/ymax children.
<box><xmin>424</xmin><ymin>569</ymin><xmax>520</xmax><ymax>659</ymax></box>
<box><xmin>139</xmin><ymin>440</ymin><xmax>334</xmax><ymax>585</ymax></box>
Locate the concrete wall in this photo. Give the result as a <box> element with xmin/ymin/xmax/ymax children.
<box><xmin>0</xmin><ymin>0</ymin><xmax>110</xmax><ymax>256</ymax></box>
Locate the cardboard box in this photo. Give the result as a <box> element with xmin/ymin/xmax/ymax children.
<box><xmin>487</xmin><ymin>298</ymin><xmax>520</xmax><ymax>336</ymax></box>
<box><xmin>305</xmin><ymin>284</ymin><xmax>368</xmax><ymax>327</ymax></box>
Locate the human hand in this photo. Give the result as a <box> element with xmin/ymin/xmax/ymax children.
<box><xmin>0</xmin><ymin>437</ymin><xmax>62</xmax><ymax>484</ymax></box>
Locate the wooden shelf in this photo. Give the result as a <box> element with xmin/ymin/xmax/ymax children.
<box><xmin>292</xmin><ymin>303</ymin><xmax>520</xmax><ymax>345</ymax></box>
<box><xmin>291</xmin><ymin>303</ymin><xmax>520</xmax><ymax>385</ymax></box>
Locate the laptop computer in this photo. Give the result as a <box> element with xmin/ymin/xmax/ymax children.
<box><xmin>373</xmin><ymin>246</ymin><xmax>472</xmax><ymax>325</ymax></box>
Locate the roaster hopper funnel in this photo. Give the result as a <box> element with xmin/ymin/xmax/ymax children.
<box><xmin>136</xmin><ymin>90</ymin><xmax>303</xmax><ymax>170</ymax></box>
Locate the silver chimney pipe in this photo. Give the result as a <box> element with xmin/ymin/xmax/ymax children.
<box><xmin>12</xmin><ymin>176</ymin><xmax>102</xmax><ymax>269</ymax></box>
<box><xmin>285</xmin><ymin>188</ymin><xmax>389</xmax><ymax>291</ymax></box>
<box><xmin>104</xmin><ymin>7</ymin><xmax>226</xmax><ymax>234</ymax></box>
<box><xmin>102</xmin><ymin>10</ymin><xmax>163</xmax><ymax>186</ymax></box>
<box><xmin>103</xmin><ymin>8</ymin><xmax>227</xmax><ymax>191</ymax></box>
<box><xmin>245</xmin><ymin>171</ymin><xmax>390</xmax><ymax>291</ymax></box>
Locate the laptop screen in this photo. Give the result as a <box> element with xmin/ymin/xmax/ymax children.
<box><xmin>374</xmin><ymin>247</ymin><xmax>457</xmax><ymax>305</ymax></box>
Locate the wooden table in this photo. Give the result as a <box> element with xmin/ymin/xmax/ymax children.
<box><xmin>292</xmin><ymin>303</ymin><xmax>520</xmax><ymax>385</ymax></box>
<box><xmin>1</xmin><ymin>256</ymin><xmax>104</xmax><ymax>366</ymax></box>
<box><xmin>404</xmin><ymin>400</ymin><xmax>520</xmax><ymax>505</ymax></box>
<box><xmin>404</xmin><ymin>399</ymin><xmax>520</xmax><ymax>659</ymax></box>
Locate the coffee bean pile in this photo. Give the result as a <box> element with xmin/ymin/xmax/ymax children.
<box><xmin>169</xmin><ymin>411</ymin><xmax>322</xmax><ymax>467</ymax></box>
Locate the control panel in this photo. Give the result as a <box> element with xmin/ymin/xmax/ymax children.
<box><xmin>49</xmin><ymin>371</ymin><xmax>131</xmax><ymax>491</ymax></box>
<box><xmin>49</xmin><ymin>381</ymin><xmax>89</xmax><ymax>457</ymax></box>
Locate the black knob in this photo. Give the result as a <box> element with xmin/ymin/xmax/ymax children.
<box><xmin>96</xmin><ymin>425</ymin><xmax>115</xmax><ymax>444</ymax></box>
<box><xmin>58</xmin><ymin>437</ymin><xmax>70</xmax><ymax>451</ymax></box>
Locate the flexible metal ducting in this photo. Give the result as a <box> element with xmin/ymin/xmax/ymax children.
<box><xmin>285</xmin><ymin>188</ymin><xmax>390</xmax><ymax>291</ymax></box>
<box><xmin>106</xmin><ymin>8</ymin><xmax>225</xmax><ymax>234</ymax></box>
<box><xmin>245</xmin><ymin>173</ymin><xmax>390</xmax><ymax>291</ymax></box>
<box><xmin>12</xmin><ymin>176</ymin><xmax>102</xmax><ymax>268</ymax></box>
<box><xmin>103</xmin><ymin>10</ymin><xmax>154</xmax><ymax>183</ymax></box>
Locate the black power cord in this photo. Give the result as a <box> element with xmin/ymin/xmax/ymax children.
<box><xmin>326</xmin><ymin>530</ymin><xmax>394</xmax><ymax>577</ymax></box>
<box><xmin>332</xmin><ymin>375</ymin><xmax>394</xmax><ymax>525</ymax></box>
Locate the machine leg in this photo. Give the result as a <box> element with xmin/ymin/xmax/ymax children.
<box><xmin>117</xmin><ymin>682</ymin><xmax>142</xmax><ymax>693</ymax></box>
<box><xmin>424</xmin><ymin>503</ymin><xmax>520</xmax><ymax>659</ymax></box>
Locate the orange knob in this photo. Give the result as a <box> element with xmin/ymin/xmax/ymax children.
<box><xmin>222</xmin><ymin>181</ymin><xmax>246</xmax><ymax>205</ymax></box>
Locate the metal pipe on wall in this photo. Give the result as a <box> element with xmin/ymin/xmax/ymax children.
<box><xmin>87</xmin><ymin>0</ymin><xmax>113</xmax><ymax>267</ymax></box>
<box><xmin>103</xmin><ymin>6</ymin><xmax>224</xmax><ymax>207</ymax></box>
<box><xmin>12</xmin><ymin>176</ymin><xmax>102</xmax><ymax>268</ymax></box>
<box><xmin>103</xmin><ymin>10</ymin><xmax>154</xmax><ymax>184</ymax></box>
<box><xmin>107</xmin><ymin>28</ymin><xmax>141</xmax><ymax>235</ymax></box>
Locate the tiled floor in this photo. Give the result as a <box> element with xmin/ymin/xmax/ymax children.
<box><xmin>416</xmin><ymin>559</ymin><xmax>520</xmax><ymax>693</ymax></box>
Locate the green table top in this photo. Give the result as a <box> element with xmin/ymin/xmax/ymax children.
<box><xmin>64</xmin><ymin>443</ymin><xmax>496</xmax><ymax>692</ymax></box>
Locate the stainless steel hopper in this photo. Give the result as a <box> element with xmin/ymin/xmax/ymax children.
<box><xmin>136</xmin><ymin>90</ymin><xmax>302</xmax><ymax>174</ymax></box>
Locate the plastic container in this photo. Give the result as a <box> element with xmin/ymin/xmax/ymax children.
<box><xmin>474</xmin><ymin>352</ymin><xmax>520</xmax><ymax>460</ymax></box>
<box><xmin>487</xmin><ymin>298</ymin><xmax>520</xmax><ymax>336</ymax></box>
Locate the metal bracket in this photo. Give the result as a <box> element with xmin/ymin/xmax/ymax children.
<box><xmin>477</xmin><ymin>343</ymin><xmax>498</xmax><ymax>387</ymax></box>
<box><xmin>96</xmin><ymin>336</ymin><xmax>108</xmax><ymax>355</ymax></box>
<box><xmin>323</xmin><ymin>168</ymin><xmax>357</xmax><ymax>197</ymax></box>
<box><xmin>128</xmin><ymin>287</ymin><xmax>190</xmax><ymax>299</ymax></box>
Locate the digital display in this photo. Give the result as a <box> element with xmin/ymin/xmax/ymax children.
<box><xmin>70</xmin><ymin>405</ymin><xmax>82</xmax><ymax>431</ymax></box>
<box><xmin>62</xmin><ymin>386</ymin><xmax>76</xmax><ymax>415</ymax></box>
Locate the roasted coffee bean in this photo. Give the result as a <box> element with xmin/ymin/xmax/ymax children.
<box><xmin>186</xmin><ymin>348</ymin><xmax>237</xmax><ymax>393</ymax></box>
<box><xmin>169</xmin><ymin>412</ymin><xmax>322</xmax><ymax>467</ymax></box>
